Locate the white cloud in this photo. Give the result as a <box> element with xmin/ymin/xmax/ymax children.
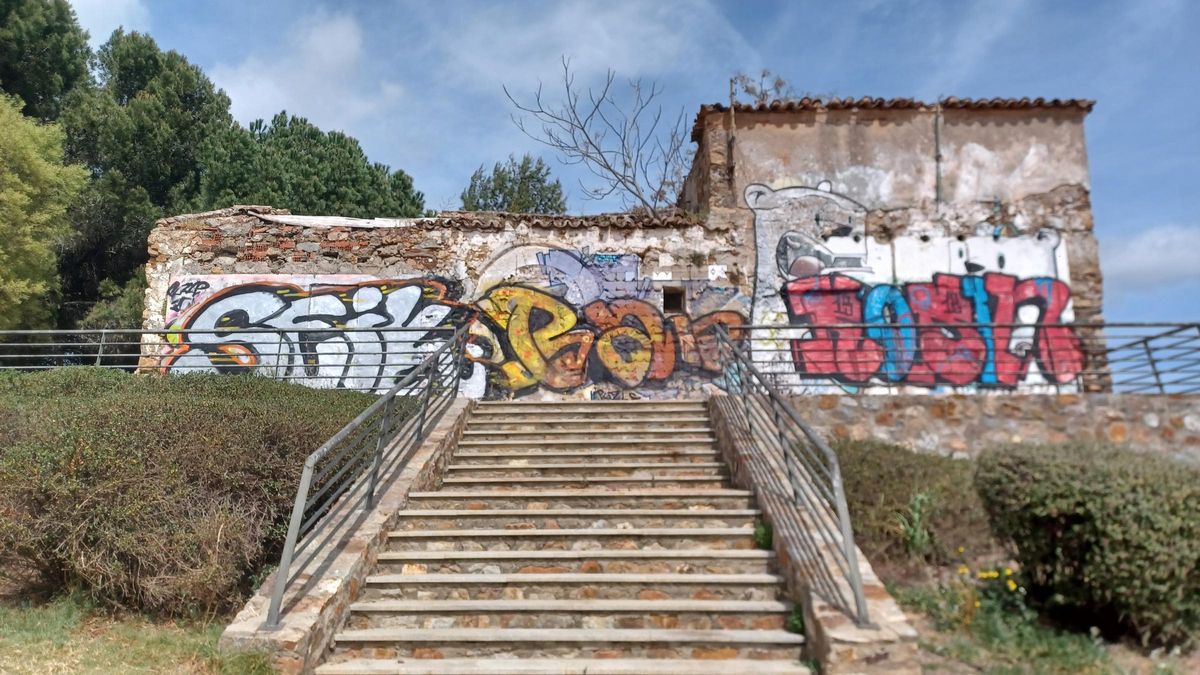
<box><xmin>918</xmin><ymin>0</ymin><xmax>1031</xmax><ymax>97</ymax></box>
<box><xmin>426</xmin><ymin>0</ymin><xmax>756</xmax><ymax>93</ymax></box>
<box><xmin>209</xmin><ymin>10</ymin><xmax>403</xmax><ymax>132</ymax></box>
<box><xmin>69</xmin><ymin>0</ymin><xmax>150</xmax><ymax>47</ymax></box>
<box><xmin>1102</xmin><ymin>224</ymin><xmax>1200</xmax><ymax>290</ymax></box>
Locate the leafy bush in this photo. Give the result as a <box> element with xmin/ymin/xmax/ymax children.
<box><xmin>0</xmin><ymin>368</ymin><xmax>372</xmax><ymax>616</ymax></box>
<box><xmin>834</xmin><ymin>440</ymin><xmax>997</xmax><ymax>566</ymax></box>
<box><xmin>975</xmin><ymin>443</ymin><xmax>1200</xmax><ymax>649</ymax></box>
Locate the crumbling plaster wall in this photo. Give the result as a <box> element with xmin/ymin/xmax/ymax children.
<box><xmin>686</xmin><ymin>107</ymin><xmax>1101</xmax><ymax>322</ymax></box>
<box><xmin>682</xmin><ymin>106</ymin><xmax>1104</xmax><ymax>395</ymax></box>
<box><xmin>144</xmin><ymin>208</ymin><xmax>755</xmax><ymax>399</ymax></box>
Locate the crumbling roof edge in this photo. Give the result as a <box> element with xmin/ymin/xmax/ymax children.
<box><xmin>155</xmin><ymin>207</ymin><xmax>713</xmax><ymax>231</ymax></box>
<box><xmin>690</xmin><ymin>96</ymin><xmax>1096</xmax><ymax>141</ymax></box>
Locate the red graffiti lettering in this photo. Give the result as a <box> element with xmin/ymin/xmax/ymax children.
<box><xmin>783</xmin><ymin>275</ymin><xmax>883</xmax><ymax>383</ymax></box>
<box><xmin>905</xmin><ymin>274</ymin><xmax>987</xmax><ymax>386</ymax></box>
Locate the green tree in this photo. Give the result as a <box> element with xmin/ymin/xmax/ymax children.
<box><xmin>0</xmin><ymin>95</ymin><xmax>86</xmax><ymax>329</ymax></box>
<box><xmin>56</xmin><ymin>29</ymin><xmax>234</xmax><ymax>321</ymax></box>
<box><xmin>198</xmin><ymin>112</ymin><xmax>425</xmax><ymax>218</ymax></box>
<box><xmin>460</xmin><ymin>153</ymin><xmax>566</xmax><ymax>214</ymax></box>
<box><xmin>0</xmin><ymin>0</ymin><xmax>90</xmax><ymax>120</ymax></box>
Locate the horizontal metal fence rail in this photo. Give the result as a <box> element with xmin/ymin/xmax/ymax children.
<box><xmin>264</xmin><ymin>324</ymin><xmax>468</xmax><ymax>627</ymax></box>
<box><xmin>0</xmin><ymin>326</ymin><xmax>457</xmax><ymax>394</ymax></box>
<box><xmin>715</xmin><ymin>327</ymin><xmax>870</xmax><ymax>625</ymax></box>
<box><xmin>728</xmin><ymin>322</ymin><xmax>1200</xmax><ymax>394</ymax></box>
<box><xmin>1</xmin><ymin>322</ymin><xmax>1198</xmax><ymax>394</ymax></box>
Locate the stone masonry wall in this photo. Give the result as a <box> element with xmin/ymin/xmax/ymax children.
<box><xmin>790</xmin><ymin>393</ymin><xmax>1200</xmax><ymax>465</ymax></box>
<box><xmin>144</xmin><ymin>207</ymin><xmax>755</xmax><ymax>400</ymax></box>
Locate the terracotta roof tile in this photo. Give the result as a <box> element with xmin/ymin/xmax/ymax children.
<box><xmin>691</xmin><ymin>96</ymin><xmax>1095</xmax><ymax>141</ymax></box>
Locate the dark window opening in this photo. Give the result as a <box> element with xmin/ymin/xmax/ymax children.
<box><xmin>662</xmin><ymin>286</ymin><xmax>686</xmax><ymax>314</ymax></box>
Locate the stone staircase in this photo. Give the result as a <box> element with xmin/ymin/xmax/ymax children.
<box><xmin>316</xmin><ymin>400</ymin><xmax>809</xmax><ymax>674</ymax></box>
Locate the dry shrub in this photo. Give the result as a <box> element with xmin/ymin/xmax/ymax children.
<box><xmin>976</xmin><ymin>443</ymin><xmax>1200</xmax><ymax>649</ymax></box>
<box><xmin>0</xmin><ymin>367</ymin><xmax>372</xmax><ymax>616</ymax></box>
<box><xmin>833</xmin><ymin>439</ymin><xmax>999</xmax><ymax>569</ymax></box>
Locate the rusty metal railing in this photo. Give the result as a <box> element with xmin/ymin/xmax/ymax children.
<box><xmin>715</xmin><ymin>326</ymin><xmax>871</xmax><ymax>624</ymax></box>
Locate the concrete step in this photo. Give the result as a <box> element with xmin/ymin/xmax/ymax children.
<box><xmin>466</xmin><ymin>416</ymin><xmax>712</xmax><ymax>431</ymax></box>
<box><xmin>475</xmin><ymin>401</ymin><xmax>707</xmax><ymax>413</ymax></box>
<box><xmin>385</xmin><ymin>527</ymin><xmax>755</xmax><ymax>552</ymax></box>
<box><xmin>346</xmin><ymin>598</ymin><xmax>792</xmax><ymax>630</ymax></box>
<box><xmin>392</xmin><ymin>509</ymin><xmax>759</xmax><ymax>530</ymax></box>
<box><xmin>374</xmin><ymin>549</ymin><xmax>775</xmax><ymax>575</ymax></box>
<box><xmin>444</xmin><ymin>463</ymin><xmax>727</xmax><ymax>478</ymax></box>
<box><xmin>456</xmin><ymin>438</ymin><xmax>716</xmax><ymax>451</ymax></box>
<box><xmin>359</xmin><ymin>573</ymin><xmax>782</xmax><ymax>601</ymax></box>
<box><xmin>406</xmin><ymin>489</ymin><xmax>755</xmax><ymax>510</ymax></box>
<box><xmin>461</xmin><ymin>432</ymin><xmax>715</xmax><ymax>444</ymax></box>
<box><xmin>440</xmin><ymin>475</ymin><xmax>729</xmax><ymax>489</ymax></box>
<box><xmin>451</xmin><ymin>449</ymin><xmax>723</xmax><ymax>465</ymax></box>
<box><xmin>328</xmin><ymin>627</ymin><xmax>803</xmax><ymax>660</ymax></box>
<box><xmin>318</xmin><ymin>657</ymin><xmax>810</xmax><ymax>674</ymax></box>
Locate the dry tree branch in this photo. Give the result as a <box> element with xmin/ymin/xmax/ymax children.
<box><xmin>503</xmin><ymin>56</ymin><xmax>692</xmax><ymax>222</ymax></box>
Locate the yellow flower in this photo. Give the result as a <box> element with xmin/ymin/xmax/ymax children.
<box><xmin>957</xmin><ymin>565</ymin><xmax>969</xmax><ymax>575</ymax></box>
<box><xmin>1007</xmin><ymin>579</ymin><xmax>1018</xmax><ymax>592</ymax></box>
<box><xmin>1004</xmin><ymin>567</ymin><xmax>1014</xmax><ymax>576</ymax></box>
<box><xmin>956</xmin><ymin>546</ymin><xmax>965</xmax><ymax>554</ymax></box>
<box><xmin>974</xmin><ymin>600</ymin><xmax>981</xmax><ymax>608</ymax></box>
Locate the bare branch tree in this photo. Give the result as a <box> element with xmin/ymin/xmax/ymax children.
<box><xmin>503</xmin><ymin>57</ymin><xmax>692</xmax><ymax>222</ymax></box>
<box><xmin>731</xmin><ymin>69</ymin><xmax>836</xmax><ymax>106</ymax></box>
<box><xmin>733</xmin><ymin>69</ymin><xmax>797</xmax><ymax>105</ymax></box>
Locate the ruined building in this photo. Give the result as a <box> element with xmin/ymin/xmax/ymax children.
<box><xmin>145</xmin><ymin>97</ymin><xmax>1101</xmax><ymax>400</ymax></box>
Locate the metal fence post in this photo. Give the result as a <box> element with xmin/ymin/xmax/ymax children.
<box><xmin>94</xmin><ymin>330</ymin><xmax>108</xmax><ymax>366</ymax></box>
<box><xmin>265</xmin><ymin>461</ymin><xmax>314</xmax><ymax>628</ymax></box>
<box><xmin>1143</xmin><ymin>340</ymin><xmax>1164</xmax><ymax>394</ymax></box>
<box><xmin>367</xmin><ymin>394</ymin><xmax>396</xmax><ymax>507</ymax></box>
<box><xmin>416</xmin><ymin>358</ymin><xmax>435</xmax><ymax>436</ymax></box>
<box><xmin>451</xmin><ymin>328</ymin><xmax>466</xmax><ymax>396</ymax></box>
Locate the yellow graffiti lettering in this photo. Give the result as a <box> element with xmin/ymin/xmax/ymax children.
<box><xmin>477</xmin><ymin>286</ymin><xmax>593</xmax><ymax>391</ymax></box>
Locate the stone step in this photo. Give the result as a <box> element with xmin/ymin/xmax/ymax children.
<box><xmin>359</xmin><ymin>573</ymin><xmax>782</xmax><ymax>601</ymax></box>
<box><xmin>374</xmin><ymin>549</ymin><xmax>774</xmax><ymax>575</ymax></box>
<box><xmin>392</xmin><ymin>509</ymin><xmax>759</xmax><ymax>530</ymax></box>
<box><xmin>444</xmin><ymin>463</ymin><xmax>728</xmax><ymax>478</ymax></box>
<box><xmin>345</xmin><ymin>598</ymin><xmax>791</xmax><ymax>630</ymax></box>
<box><xmin>475</xmin><ymin>401</ymin><xmax>707</xmax><ymax>413</ymax></box>
<box><xmin>385</xmin><ymin>527</ymin><xmax>755</xmax><ymax>552</ymax></box>
<box><xmin>466</xmin><ymin>416</ymin><xmax>712</xmax><ymax>431</ymax></box>
<box><xmin>317</xmin><ymin>657</ymin><xmax>810</xmax><ymax>674</ymax></box>
<box><xmin>451</xmin><ymin>449</ymin><xmax>723</xmax><ymax>464</ymax></box>
<box><xmin>328</xmin><ymin>627</ymin><xmax>803</xmax><ymax>660</ymax></box>
<box><xmin>406</xmin><ymin>489</ymin><xmax>755</xmax><ymax>510</ymax></box>
<box><xmin>456</xmin><ymin>438</ymin><xmax>716</xmax><ymax>451</ymax></box>
<box><xmin>439</xmin><ymin>475</ymin><xmax>729</xmax><ymax>489</ymax></box>
<box><xmin>460</xmin><ymin>430</ymin><xmax>716</xmax><ymax>443</ymax></box>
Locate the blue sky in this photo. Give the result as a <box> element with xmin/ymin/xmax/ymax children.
<box><xmin>67</xmin><ymin>0</ymin><xmax>1199</xmax><ymax>322</ymax></box>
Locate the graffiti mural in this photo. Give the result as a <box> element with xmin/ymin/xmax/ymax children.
<box><xmin>475</xmin><ymin>285</ymin><xmax>743</xmax><ymax>394</ymax></box>
<box><xmin>746</xmin><ymin>182</ymin><xmax>1082</xmax><ymax>391</ymax></box>
<box><xmin>537</xmin><ymin>248</ymin><xmax>651</xmax><ymax>303</ymax></box>
<box><xmin>783</xmin><ymin>272</ymin><xmax>1083</xmax><ymax>387</ymax></box>
<box><xmin>162</xmin><ymin>276</ymin><xmax>479</xmax><ymax>393</ymax></box>
<box><xmin>160</xmin><ymin>245</ymin><xmax>750</xmax><ymax>398</ymax></box>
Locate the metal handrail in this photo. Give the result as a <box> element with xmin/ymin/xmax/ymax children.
<box><xmin>728</xmin><ymin>322</ymin><xmax>1200</xmax><ymax>395</ymax></box>
<box><xmin>263</xmin><ymin>324</ymin><xmax>468</xmax><ymax>628</ymax></box>
<box><xmin>715</xmin><ymin>326</ymin><xmax>871</xmax><ymax>625</ymax></box>
<box><xmin>3</xmin><ymin>321</ymin><xmax>1200</xmax><ymax>394</ymax></box>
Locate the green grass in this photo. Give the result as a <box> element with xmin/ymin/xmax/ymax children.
<box><xmin>753</xmin><ymin>518</ymin><xmax>773</xmax><ymax>550</ymax></box>
<box><xmin>891</xmin><ymin>582</ymin><xmax>1110</xmax><ymax>674</ymax></box>
<box><xmin>0</xmin><ymin>594</ymin><xmax>273</xmax><ymax>674</ymax></box>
